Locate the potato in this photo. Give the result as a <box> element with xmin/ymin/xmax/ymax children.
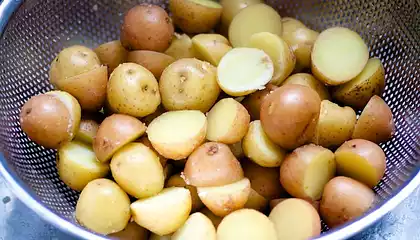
<box><xmin>312</xmin><ymin>100</ymin><xmax>357</xmax><ymax>148</ymax></box>
<box><xmin>281</xmin><ymin>18</ymin><xmax>319</xmax><ymax>72</ymax></box>
<box><xmin>219</xmin><ymin>0</ymin><xmax>263</xmax><ymax>36</ymax></box>
<box><xmin>137</xmin><ymin>136</ymin><xmax>167</xmax><ymax>167</ymax></box>
<box><xmin>108</xmin><ymin>222</ymin><xmax>149</xmax><ymax>240</ymax></box>
<box><xmin>228</xmin><ymin>4</ymin><xmax>282</xmax><ymax>47</ymax></box>
<box><xmin>217</xmin><ymin>47</ymin><xmax>274</xmax><ymax>96</ymax></box>
<box><xmin>332</xmin><ymin>58</ymin><xmax>385</xmax><ymax>109</ymax></box>
<box><xmin>149</xmin><ymin>234</ymin><xmax>171</xmax><ymax>240</ymax></box>
<box><xmin>159</xmin><ymin>58</ymin><xmax>220</xmax><ymax>112</ymax></box>
<box><xmin>197</xmin><ymin>178</ymin><xmax>251</xmax><ymax>217</ymax></box>
<box><xmin>192</xmin><ymin>34</ymin><xmax>232</xmax><ymax>66</ymax></box>
<box><xmin>76</xmin><ymin>179</ymin><xmax>131</xmax><ymax>234</ymax></box>
<box><xmin>165</xmin><ymin>33</ymin><xmax>196</xmax><ymax>59</ymax></box>
<box><xmin>335</xmin><ymin>139</ymin><xmax>386</xmax><ymax>187</ymax></box>
<box><xmin>200</xmin><ymin>208</ymin><xmax>223</xmax><ymax>228</ymax></box>
<box><xmin>20</xmin><ymin>91</ymin><xmax>81</xmax><ymax>149</ymax></box>
<box><xmin>312</xmin><ymin>27</ymin><xmax>369</xmax><ymax>85</ymax></box>
<box><xmin>146</xmin><ymin>110</ymin><xmax>207</xmax><ymax>160</ymax></box>
<box><xmin>111</xmin><ymin>143</ymin><xmax>164</xmax><ymax>199</ymax></box>
<box><xmin>206</xmin><ymin>98</ymin><xmax>250</xmax><ymax>144</ymax></box>
<box><xmin>242</xmin><ymin>120</ymin><xmax>286</xmax><ymax>167</ymax></box>
<box><xmin>130</xmin><ymin>187</ymin><xmax>192</xmax><ymax>236</ymax></box>
<box><xmin>57</xmin><ymin>141</ymin><xmax>109</xmax><ymax>191</ymax></box>
<box><xmin>75</xmin><ymin>118</ymin><xmax>99</xmax><ymax>144</ymax></box>
<box><xmin>126</xmin><ymin>51</ymin><xmax>175</xmax><ymax>79</ymax></box>
<box><xmin>320</xmin><ymin>176</ymin><xmax>375</xmax><ymax>228</ymax></box>
<box><xmin>184</xmin><ymin>142</ymin><xmax>244</xmax><ymax>187</ymax></box>
<box><xmin>93</xmin><ymin>114</ymin><xmax>146</xmax><ymax>163</ymax></box>
<box><xmin>94</xmin><ymin>40</ymin><xmax>128</xmax><ymax>73</ymax></box>
<box><xmin>280</xmin><ymin>144</ymin><xmax>336</xmax><ymax>201</ymax></box>
<box><xmin>244</xmin><ymin>188</ymin><xmax>268</xmax><ymax>211</ymax></box>
<box><xmin>141</xmin><ymin>105</ymin><xmax>166</xmax><ymax>126</ymax></box>
<box><xmin>120</xmin><ymin>4</ymin><xmax>174</xmax><ymax>52</ymax></box>
<box><xmin>260</xmin><ymin>84</ymin><xmax>321</xmax><ymax>150</ymax></box>
<box><xmin>172</xmin><ymin>212</ymin><xmax>216</xmax><ymax>240</ymax></box>
<box><xmin>242</xmin><ymin>84</ymin><xmax>278</xmax><ymax>120</ymax></box>
<box><xmin>228</xmin><ymin>141</ymin><xmax>245</xmax><ymax>159</ymax></box>
<box><xmin>217</xmin><ymin>209</ymin><xmax>277</xmax><ymax>240</ymax></box>
<box><xmin>269</xmin><ymin>198</ymin><xmax>320</xmax><ymax>212</ymax></box>
<box><xmin>166</xmin><ymin>173</ymin><xmax>204</xmax><ymax>212</ymax></box>
<box><xmin>352</xmin><ymin>95</ymin><xmax>395</xmax><ymax>143</ymax></box>
<box><xmin>282</xmin><ymin>73</ymin><xmax>330</xmax><ymax>100</ymax></box>
<box><xmin>248</xmin><ymin>32</ymin><xmax>296</xmax><ymax>85</ymax></box>
<box><xmin>269</xmin><ymin>198</ymin><xmax>321</xmax><ymax>240</ymax></box>
<box><xmin>170</xmin><ymin>0</ymin><xmax>222</xmax><ymax>34</ymax></box>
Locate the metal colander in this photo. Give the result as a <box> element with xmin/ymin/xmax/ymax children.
<box><xmin>0</xmin><ymin>0</ymin><xmax>418</xmax><ymax>239</ymax></box>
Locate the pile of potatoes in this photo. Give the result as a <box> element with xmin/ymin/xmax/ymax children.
<box><xmin>19</xmin><ymin>0</ymin><xmax>396</xmax><ymax>239</ymax></box>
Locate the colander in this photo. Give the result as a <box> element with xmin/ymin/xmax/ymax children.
<box><xmin>0</xmin><ymin>0</ymin><xmax>419</xmax><ymax>239</ymax></box>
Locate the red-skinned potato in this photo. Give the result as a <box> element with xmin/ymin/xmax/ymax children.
<box><xmin>127</xmin><ymin>50</ymin><xmax>175</xmax><ymax>79</ymax></box>
<box><xmin>242</xmin><ymin>84</ymin><xmax>278</xmax><ymax>120</ymax></box>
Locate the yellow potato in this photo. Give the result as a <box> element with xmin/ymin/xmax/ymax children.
<box><xmin>228</xmin><ymin>3</ymin><xmax>282</xmax><ymax>47</ymax></box>
<box><xmin>172</xmin><ymin>212</ymin><xmax>217</xmax><ymax>240</ymax></box>
<box><xmin>107</xmin><ymin>63</ymin><xmax>161</xmax><ymax>117</ymax></box>
<box><xmin>94</xmin><ymin>40</ymin><xmax>128</xmax><ymax>73</ymax></box>
<box><xmin>146</xmin><ymin>110</ymin><xmax>207</xmax><ymax>160</ymax></box>
<box><xmin>242</xmin><ymin>120</ymin><xmax>287</xmax><ymax>167</ymax></box>
<box><xmin>217</xmin><ymin>209</ymin><xmax>277</xmax><ymax>240</ymax></box>
<box><xmin>242</xmin><ymin>84</ymin><xmax>278</xmax><ymax>120</ymax></box>
<box><xmin>130</xmin><ymin>187</ymin><xmax>192</xmax><ymax>236</ymax></box>
<box><xmin>192</xmin><ymin>34</ymin><xmax>232</xmax><ymax>66</ymax></box>
<box><xmin>269</xmin><ymin>198</ymin><xmax>320</xmax><ymax>212</ymax></box>
<box><xmin>311</xmin><ymin>27</ymin><xmax>369</xmax><ymax>85</ymax></box>
<box><xmin>166</xmin><ymin>173</ymin><xmax>204</xmax><ymax>212</ymax></box>
<box><xmin>332</xmin><ymin>58</ymin><xmax>385</xmax><ymax>110</ymax></box>
<box><xmin>110</xmin><ymin>143</ymin><xmax>164</xmax><ymax>199</ymax></box>
<box><xmin>93</xmin><ymin>114</ymin><xmax>146</xmax><ymax>163</ymax></box>
<box><xmin>312</xmin><ymin>100</ymin><xmax>357</xmax><ymax>148</ymax></box>
<box><xmin>335</xmin><ymin>139</ymin><xmax>386</xmax><ymax>188</ymax></box>
<box><xmin>57</xmin><ymin>141</ymin><xmax>109</xmax><ymax>191</ymax></box>
<box><xmin>76</xmin><ymin>179</ymin><xmax>131</xmax><ymax>234</ymax></box>
<box><xmin>197</xmin><ymin>178</ymin><xmax>251</xmax><ymax>217</ymax></box>
<box><xmin>108</xmin><ymin>222</ymin><xmax>149</xmax><ymax>240</ymax></box>
<box><xmin>126</xmin><ymin>50</ymin><xmax>175</xmax><ymax>79</ymax></box>
<box><xmin>159</xmin><ymin>58</ymin><xmax>220</xmax><ymax>112</ymax></box>
<box><xmin>244</xmin><ymin>188</ymin><xmax>268</xmax><ymax>211</ymax></box>
<box><xmin>165</xmin><ymin>33</ymin><xmax>196</xmax><ymax>59</ymax></box>
<box><xmin>280</xmin><ymin>144</ymin><xmax>336</xmax><ymax>201</ymax></box>
<box><xmin>136</xmin><ymin>136</ymin><xmax>167</xmax><ymax>167</ymax></box>
<box><xmin>228</xmin><ymin>141</ymin><xmax>245</xmax><ymax>159</ymax></box>
<box><xmin>75</xmin><ymin>118</ymin><xmax>99</xmax><ymax>144</ymax></box>
<box><xmin>248</xmin><ymin>32</ymin><xmax>296</xmax><ymax>85</ymax></box>
<box><xmin>269</xmin><ymin>198</ymin><xmax>321</xmax><ymax>240</ymax></box>
<box><xmin>282</xmin><ymin>73</ymin><xmax>330</xmax><ymax>100</ymax></box>
<box><xmin>219</xmin><ymin>0</ymin><xmax>263</xmax><ymax>36</ymax></box>
<box><xmin>206</xmin><ymin>98</ymin><xmax>250</xmax><ymax>144</ymax></box>
<box><xmin>200</xmin><ymin>208</ymin><xmax>223</xmax><ymax>228</ymax></box>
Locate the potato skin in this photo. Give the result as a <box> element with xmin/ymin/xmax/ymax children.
<box><xmin>127</xmin><ymin>50</ymin><xmax>175</xmax><ymax>79</ymax></box>
<box><xmin>94</xmin><ymin>40</ymin><xmax>128</xmax><ymax>73</ymax></box>
<box><xmin>172</xmin><ymin>212</ymin><xmax>216</xmax><ymax>240</ymax></box>
<box><xmin>242</xmin><ymin>84</ymin><xmax>278</xmax><ymax>120</ymax></box>
<box><xmin>192</xmin><ymin>34</ymin><xmax>232</xmax><ymax>66</ymax></box>
<box><xmin>120</xmin><ymin>4</ymin><xmax>174</xmax><ymax>52</ymax></box>
<box><xmin>166</xmin><ymin>173</ymin><xmax>205</xmax><ymax>212</ymax></box>
<box><xmin>260</xmin><ymin>84</ymin><xmax>321</xmax><ymax>150</ymax></box>
<box><xmin>108</xmin><ymin>222</ymin><xmax>149</xmax><ymax>240</ymax></box>
<box><xmin>282</xmin><ymin>73</ymin><xmax>330</xmax><ymax>100</ymax></box>
<box><xmin>165</xmin><ymin>33</ymin><xmax>196</xmax><ymax>59</ymax></box>
<box><xmin>75</xmin><ymin>119</ymin><xmax>99</xmax><ymax>144</ymax></box>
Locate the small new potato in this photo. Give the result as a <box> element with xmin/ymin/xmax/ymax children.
<box><xmin>120</xmin><ymin>4</ymin><xmax>174</xmax><ymax>52</ymax></box>
<box><xmin>172</xmin><ymin>212</ymin><xmax>217</xmax><ymax>240</ymax></box>
<box><xmin>217</xmin><ymin>209</ymin><xmax>277</xmax><ymax>240</ymax></box>
<box><xmin>352</xmin><ymin>95</ymin><xmax>395</xmax><ymax>143</ymax></box>
<box><xmin>242</xmin><ymin>84</ymin><xmax>278</xmax><ymax>120</ymax></box>
<box><xmin>93</xmin><ymin>114</ymin><xmax>147</xmax><ymax>163</ymax></box>
<box><xmin>107</xmin><ymin>63</ymin><xmax>161</xmax><ymax>117</ymax></box>
<box><xmin>76</xmin><ymin>179</ymin><xmax>131</xmax><ymax>234</ymax></box>
<box><xmin>127</xmin><ymin>50</ymin><xmax>175</xmax><ymax>79</ymax></box>
<box><xmin>130</xmin><ymin>187</ymin><xmax>192</xmax><ymax>236</ymax></box>
<box><xmin>269</xmin><ymin>198</ymin><xmax>321</xmax><ymax>240</ymax></box>
<box><xmin>166</xmin><ymin>173</ymin><xmax>205</xmax><ymax>212</ymax></box>
<box><xmin>94</xmin><ymin>40</ymin><xmax>128</xmax><ymax>73</ymax></box>
<box><xmin>170</xmin><ymin>0</ymin><xmax>223</xmax><ymax>33</ymax></box>
<box><xmin>260</xmin><ymin>84</ymin><xmax>321</xmax><ymax>150</ymax></box>
<box><xmin>320</xmin><ymin>176</ymin><xmax>375</xmax><ymax>228</ymax></box>
<box><xmin>206</xmin><ymin>98</ymin><xmax>250</xmax><ymax>144</ymax></box>
<box><xmin>184</xmin><ymin>142</ymin><xmax>244</xmax><ymax>187</ymax></box>
<box><xmin>159</xmin><ymin>58</ymin><xmax>220</xmax><ymax>112</ymax></box>
<box><xmin>165</xmin><ymin>33</ymin><xmax>196</xmax><ymax>59</ymax></box>
<box><xmin>282</xmin><ymin>73</ymin><xmax>330</xmax><ymax>100</ymax></box>
<box><xmin>219</xmin><ymin>0</ymin><xmax>263</xmax><ymax>36</ymax></box>
<box><xmin>280</xmin><ymin>144</ymin><xmax>336</xmax><ymax>201</ymax></box>
<box><xmin>244</xmin><ymin>188</ymin><xmax>268</xmax><ymax>211</ymax></box>
<box><xmin>57</xmin><ymin>141</ymin><xmax>109</xmax><ymax>191</ymax></box>
<box><xmin>312</xmin><ymin>100</ymin><xmax>357</xmax><ymax>148</ymax></box>
<box><xmin>335</xmin><ymin>139</ymin><xmax>386</xmax><ymax>188</ymax></box>
<box><xmin>192</xmin><ymin>34</ymin><xmax>232</xmax><ymax>66</ymax></box>
<box><xmin>108</xmin><ymin>222</ymin><xmax>149</xmax><ymax>240</ymax></box>
<box><xmin>75</xmin><ymin>118</ymin><xmax>99</xmax><ymax>144</ymax></box>
<box><xmin>200</xmin><ymin>208</ymin><xmax>223</xmax><ymax>228</ymax></box>
<box><xmin>146</xmin><ymin>110</ymin><xmax>207</xmax><ymax>160</ymax></box>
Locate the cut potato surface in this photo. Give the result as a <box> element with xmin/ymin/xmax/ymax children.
<box><xmin>166</xmin><ymin>173</ymin><xmax>204</xmax><ymax>212</ymax></box>
<box><xmin>192</xmin><ymin>34</ymin><xmax>232</xmax><ymax>66</ymax></box>
<box><xmin>130</xmin><ymin>187</ymin><xmax>192</xmax><ymax>236</ymax></box>
<box><xmin>311</xmin><ymin>27</ymin><xmax>369</xmax><ymax>85</ymax></box>
<box><xmin>244</xmin><ymin>188</ymin><xmax>269</xmax><ymax>211</ymax></box>
<box><xmin>282</xmin><ymin>73</ymin><xmax>330</xmax><ymax>100</ymax></box>
<box><xmin>146</xmin><ymin>110</ymin><xmax>207</xmax><ymax>160</ymax></box>
<box><xmin>172</xmin><ymin>212</ymin><xmax>216</xmax><ymax>240</ymax></box>
<box><xmin>165</xmin><ymin>33</ymin><xmax>196</xmax><ymax>59</ymax></box>
<box><xmin>217</xmin><ymin>48</ymin><xmax>274</xmax><ymax>96</ymax></box>
<box><xmin>219</xmin><ymin>0</ymin><xmax>263</xmax><ymax>36</ymax></box>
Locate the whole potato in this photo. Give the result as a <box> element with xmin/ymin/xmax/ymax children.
<box><xmin>108</xmin><ymin>222</ymin><xmax>149</xmax><ymax>240</ymax></box>
<box><xmin>166</xmin><ymin>173</ymin><xmax>205</xmax><ymax>212</ymax></box>
<box><xmin>219</xmin><ymin>0</ymin><xmax>263</xmax><ymax>36</ymax></box>
<box><xmin>172</xmin><ymin>212</ymin><xmax>216</xmax><ymax>240</ymax></box>
<box><xmin>127</xmin><ymin>50</ymin><xmax>175</xmax><ymax>79</ymax></box>
<box><xmin>260</xmin><ymin>84</ymin><xmax>321</xmax><ymax>150</ymax></box>
<box><xmin>159</xmin><ymin>58</ymin><xmax>220</xmax><ymax>112</ymax></box>
<box><xmin>75</xmin><ymin>118</ymin><xmax>99</xmax><ymax>144</ymax></box>
<box><xmin>107</xmin><ymin>63</ymin><xmax>161</xmax><ymax>117</ymax></box>
<box><xmin>94</xmin><ymin>40</ymin><xmax>128</xmax><ymax>73</ymax></box>
<box><xmin>282</xmin><ymin>73</ymin><xmax>330</xmax><ymax>100</ymax></box>
<box><xmin>192</xmin><ymin>34</ymin><xmax>232</xmax><ymax>66</ymax></box>
<box><xmin>242</xmin><ymin>84</ymin><xmax>278</xmax><ymax>120</ymax></box>
<box><xmin>165</xmin><ymin>33</ymin><xmax>196</xmax><ymax>59</ymax></box>
<box><xmin>76</xmin><ymin>179</ymin><xmax>131</xmax><ymax>234</ymax></box>
<box><xmin>120</xmin><ymin>4</ymin><xmax>174</xmax><ymax>52</ymax></box>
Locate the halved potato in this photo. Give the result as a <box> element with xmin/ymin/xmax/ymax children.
<box><xmin>75</xmin><ymin>118</ymin><xmax>99</xmax><ymax>144</ymax></box>
<box><xmin>108</xmin><ymin>222</ymin><xmax>149</xmax><ymax>240</ymax></box>
<box><xmin>244</xmin><ymin>188</ymin><xmax>268</xmax><ymax>211</ymax></box>
<box><xmin>130</xmin><ymin>187</ymin><xmax>192</xmax><ymax>236</ymax></box>
<box><xmin>282</xmin><ymin>73</ymin><xmax>330</xmax><ymax>100</ymax></box>
<box><xmin>172</xmin><ymin>212</ymin><xmax>216</xmax><ymax>240</ymax></box>
<box><xmin>311</xmin><ymin>27</ymin><xmax>369</xmax><ymax>85</ymax></box>
<box><xmin>280</xmin><ymin>144</ymin><xmax>336</xmax><ymax>201</ymax></box>
<box><xmin>248</xmin><ymin>32</ymin><xmax>296</xmax><ymax>85</ymax></box>
<box><xmin>127</xmin><ymin>50</ymin><xmax>175</xmax><ymax>79</ymax></box>
<box><xmin>219</xmin><ymin>0</ymin><xmax>263</xmax><ymax>36</ymax></box>
<box><xmin>166</xmin><ymin>173</ymin><xmax>204</xmax><ymax>212</ymax></box>
<box><xmin>192</xmin><ymin>34</ymin><xmax>232</xmax><ymax>66</ymax></box>
<box><xmin>352</xmin><ymin>95</ymin><xmax>395</xmax><ymax>143</ymax></box>
<box><xmin>141</xmin><ymin>105</ymin><xmax>166</xmax><ymax>126</ymax></box>
<box><xmin>94</xmin><ymin>40</ymin><xmax>128</xmax><ymax>73</ymax></box>
<box><xmin>93</xmin><ymin>114</ymin><xmax>146</xmax><ymax>163</ymax></box>
<box><xmin>200</xmin><ymin>208</ymin><xmax>223</xmax><ymax>228</ymax></box>
<box><xmin>242</xmin><ymin>84</ymin><xmax>278</xmax><ymax>120</ymax></box>
<box><xmin>136</xmin><ymin>136</ymin><xmax>167</xmax><ymax>167</ymax></box>
<box><xmin>165</xmin><ymin>33</ymin><xmax>196</xmax><ymax>59</ymax></box>
<box><xmin>197</xmin><ymin>178</ymin><xmax>251</xmax><ymax>217</ymax></box>
<box><xmin>206</xmin><ymin>98</ymin><xmax>251</xmax><ymax>144</ymax></box>
<box><xmin>146</xmin><ymin>110</ymin><xmax>207</xmax><ymax>160</ymax></box>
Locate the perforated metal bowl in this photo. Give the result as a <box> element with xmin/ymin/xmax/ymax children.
<box><xmin>0</xmin><ymin>0</ymin><xmax>419</xmax><ymax>239</ymax></box>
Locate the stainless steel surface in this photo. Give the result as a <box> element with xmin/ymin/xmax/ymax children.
<box><xmin>0</xmin><ymin>0</ymin><xmax>419</xmax><ymax>240</ymax></box>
